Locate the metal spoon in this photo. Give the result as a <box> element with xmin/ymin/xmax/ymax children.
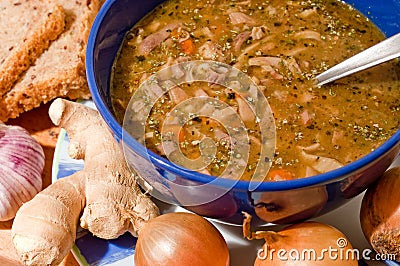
<box><xmin>315</xmin><ymin>32</ymin><xmax>400</xmax><ymax>87</ymax></box>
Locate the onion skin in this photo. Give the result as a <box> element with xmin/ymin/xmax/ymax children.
<box><xmin>360</xmin><ymin>167</ymin><xmax>400</xmax><ymax>261</ymax></box>
<box><xmin>134</xmin><ymin>212</ymin><xmax>230</xmax><ymax>266</ymax></box>
<box><xmin>243</xmin><ymin>213</ymin><xmax>358</xmax><ymax>265</ymax></box>
<box><xmin>0</xmin><ymin>123</ymin><xmax>44</xmax><ymax>221</ymax></box>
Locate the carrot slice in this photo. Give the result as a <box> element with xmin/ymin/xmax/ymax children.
<box><xmin>180</xmin><ymin>39</ymin><xmax>195</xmax><ymax>55</ymax></box>
<box><xmin>178</xmin><ymin>128</ymin><xmax>185</xmax><ymax>143</ymax></box>
<box><xmin>267</xmin><ymin>169</ymin><xmax>296</xmax><ymax>181</ymax></box>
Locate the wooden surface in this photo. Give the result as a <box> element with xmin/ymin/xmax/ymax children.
<box><xmin>0</xmin><ymin>102</ymin><xmax>79</xmax><ymax>266</ymax></box>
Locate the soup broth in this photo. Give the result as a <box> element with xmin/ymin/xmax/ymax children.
<box><xmin>111</xmin><ymin>0</ymin><xmax>400</xmax><ymax>181</ymax></box>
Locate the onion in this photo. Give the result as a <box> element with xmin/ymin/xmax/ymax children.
<box><xmin>134</xmin><ymin>212</ymin><xmax>230</xmax><ymax>266</ymax></box>
<box><xmin>360</xmin><ymin>167</ymin><xmax>400</xmax><ymax>261</ymax></box>
<box><xmin>0</xmin><ymin>122</ymin><xmax>44</xmax><ymax>221</ymax></box>
<box><xmin>242</xmin><ymin>212</ymin><xmax>358</xmax><ymax>265</ymax></box>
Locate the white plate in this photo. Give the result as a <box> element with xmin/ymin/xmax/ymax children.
<box><xmin>52</xmin><ymin>102</ymin><xmax>399</xmax><ymax>266</ymax></box>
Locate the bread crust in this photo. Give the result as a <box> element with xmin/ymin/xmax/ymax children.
<box><xmin>0</xmin><ymin>0</ymin><xmax>104</xmax><ymax>121</ymax></box>
<box><xmin>0</xmin><ymin>4</ymin><xmax>65</xmax><ymax>98</ymax></box>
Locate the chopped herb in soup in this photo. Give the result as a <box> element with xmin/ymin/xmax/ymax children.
<box><xmin>111</xmin><ymin>0</ymin><xmax>400</xmax><ymax>181</ymax></box>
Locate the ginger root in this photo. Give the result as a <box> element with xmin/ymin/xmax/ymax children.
<box><xmin>11</xmin><ymin>99</ymin><xmax>159</xmax><ymax>266</ymax></box>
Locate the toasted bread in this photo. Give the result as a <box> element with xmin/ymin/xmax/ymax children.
<box><xmin>0</xmin><ymin>0</ymin><xmax>104</xmax><ymax>121</ymax></box>
<box><xmin>0</xmin><ymin>3</ymin><xmax>65</xmax><ymax>98</ymax></box>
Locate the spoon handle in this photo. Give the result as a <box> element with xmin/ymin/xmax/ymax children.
<box><xmin>315</xmin><ymin>32</ymin><xmax>400</xmax><ymax>86</ymax></box>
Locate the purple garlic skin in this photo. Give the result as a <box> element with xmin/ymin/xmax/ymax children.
<box><xmin>0</xmin><ymin>123</ymin><xmax>44</xmax><ymax>221</ymax></box>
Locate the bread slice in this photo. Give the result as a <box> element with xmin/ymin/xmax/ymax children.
<box><xmin>0</xmin><ymin>0</ymin><xmax>104</xmax><ymax>121</ymax></box>
<box><xmin>0</xmin><ymin>3</ymin><xmax>65</xmax><ymax>98</ymax></box>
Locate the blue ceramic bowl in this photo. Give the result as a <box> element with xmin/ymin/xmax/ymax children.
<box><xmin>87</xmin><ymin>0</ymin><xmax>400</xmax><ymax>225</ymax></box>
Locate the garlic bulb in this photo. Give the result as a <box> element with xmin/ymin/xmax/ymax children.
<box><xmin>0</xmin><ymin>122</ymin><xmax>44</xmax><ymax>221</ymax></box>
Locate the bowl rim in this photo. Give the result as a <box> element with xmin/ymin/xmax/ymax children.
<box><xmin>86</xmin><ymin>0</ymin><xmax>400</xmax><ymax>192</ymax></box>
